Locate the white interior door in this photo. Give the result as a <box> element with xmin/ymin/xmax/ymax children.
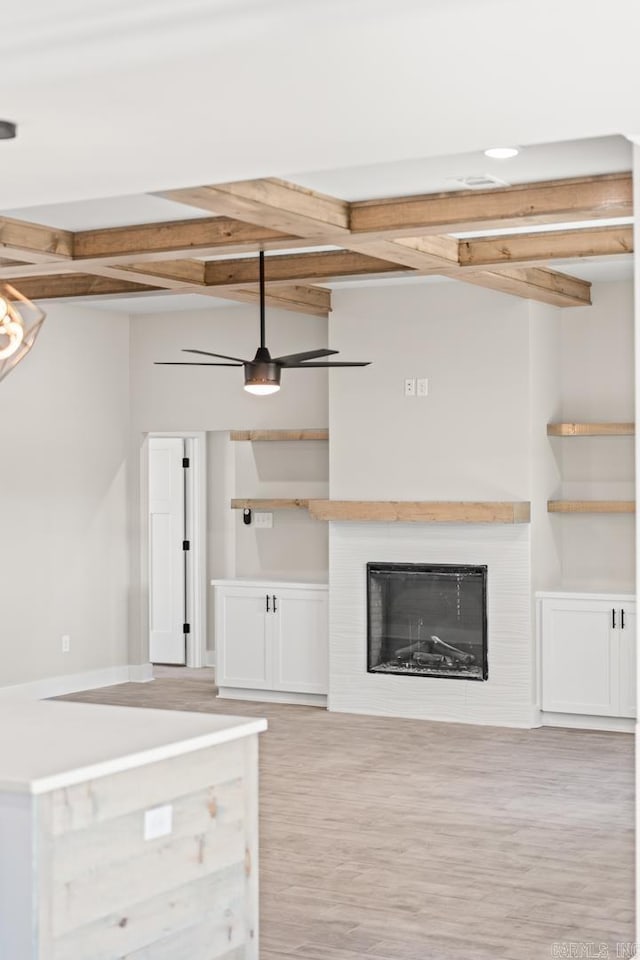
<box><xmin>149</xmin><ymin>437</ymin><xmax>186</xmax><ymax>664</ymax></box>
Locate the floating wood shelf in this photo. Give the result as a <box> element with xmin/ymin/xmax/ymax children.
<box><xmin>230</xmin><ymin>429</ymin><xmax>329</xmax><ymax>441</ymax></box>
<box><xmin>231</xmin><ymin>498</ymin><xmax>309</xmax><ymax>510</ymax></box>
<box><xmin>547</xmin><ymin>422</ymin><xmax>635</xmax><ymax>437</ymax></box>
<box><xmin>548</xmin><ymin>500</ymin><xmax>636</xmax><ymax>514</ymax></box>
<box><xmin>307</xmin><ymin>500</ymin><xmax>531</xmax><ymax>524</ymax></box>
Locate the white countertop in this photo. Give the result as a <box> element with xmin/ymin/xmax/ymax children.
<box><xmin>0</xmin><ymin>700</ymin><xmax>266</xmax><ymax>795</ymax></box>
<box><xmin>536</xmin><ymin>589</ymin><xmax>636</xmax><ymax>601</ymax></box>
<box><xmin>211</xmin><ymin>577</ymin><xmax>328</xmax><ymax>589</ymax></box>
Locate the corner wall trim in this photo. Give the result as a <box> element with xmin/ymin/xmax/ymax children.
<box><xmin>0</xmin><ymin>664</ymin><xmax>154</xmax><ymax>702</ymax></box>
<box><xmin>128</xmin><ymin>663</ymin><xmax>154</xmax><ymax>683</ymax></box>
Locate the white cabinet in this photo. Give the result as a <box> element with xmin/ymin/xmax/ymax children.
<box><xmin>213</xmin><ymin>580</ymin><xmax>328</xmax><ymax>704</ymax></box>
<box><xmin>539</xmin><ymin>593</ymin><xmax>636</xmax><ymax>719</ymax></box>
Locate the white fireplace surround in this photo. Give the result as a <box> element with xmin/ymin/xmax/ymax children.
<box><xmin>329</xmin><ymin>522</ymin><xmax>538</xmax><ymax>727</ymax></box>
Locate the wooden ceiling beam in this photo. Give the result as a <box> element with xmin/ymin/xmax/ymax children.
<box><xmin>459</xmin><ymin>224</ymin><xmax>633</xmax><ymax>268</ymax></box>
<box><xmin>90</xmin><ymin>260</ymin><xmax>207</xmax><ymax>288</ymax></box>
<box><xmin>350</xmin><ymin>173</ymin><xmax>632</xmax><ymax>238</ymax></box>
<box><xmin>0</xmin><ymin>216</ymin><xmax>74</xmax><ymax>263</ymax></box>
<box><xmin>204</xmin><ymin>250</ymin><xmax>405</xmax><ymax>287</ymax></box>
<box><xmin>160</xmin><ymin>177</ymin><xmax>460</xmax><ymax>271</ymax></box>
<box><xmin>2</xmin><ymin>269</ymin><xmax>331</xmax><ymax>317</ymax></box>
<box><xmin>222</xmin><ymin>284</ymin><xmax>331</xmax><ymax>317</ymax></box>
<box><xmin>459</xmin><ymin>266</ymin><xmax>592</xmax><ymax>307</ymax></box>
<box><xmin>8</xmin><ymin>274</ymin><xmax>159</xmax><ymax>301</ymax></box>
<box><xmin>347</xmin><ymin>235</ymin><xmax>460</xmax><ymax>271</ymax></box>
<box><xmin>72</xmin><ymin>216</ymin><xmax>299</xmax><ymax>264</ymax></box>
<box><xmin>158</xmin><ymin>178</ymin><xmax>350</xmax><ymax>240</ymax></box>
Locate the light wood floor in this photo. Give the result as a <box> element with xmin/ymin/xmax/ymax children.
<box><xmin>62</xmin><ymin>668</ymin><xmax>634</xmax><ymax>959</ymax></box>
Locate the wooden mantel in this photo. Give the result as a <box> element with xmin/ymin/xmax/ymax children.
<box><xmin>307</xmin><ymin>500</ymin><xmax>531</xmax><ymax>524</ymax></box>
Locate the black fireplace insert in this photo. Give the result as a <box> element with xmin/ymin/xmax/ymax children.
<box><xmin>367</xmin><ymin>562</ymin><xmax>488</xmax><ymax>680</ymax></box>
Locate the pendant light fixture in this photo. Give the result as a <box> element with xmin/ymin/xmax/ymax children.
<box><xmin>0</xmin><ymin>284</ymin><xmax>46</xmax><ymax>384</ymax></box>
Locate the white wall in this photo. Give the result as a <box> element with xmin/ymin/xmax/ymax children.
<box><xmin>329</xmin><ymin>282</ymin><xmax>532</xmax><ymax>500</ymax></box>
<box><xmin>556</xmin><ymin>280</ymin><xmax>635</xmax><ymax>590</ymax></box>
<box><xmin>128</xmin><ymin>304</ymin><xmax>329</xmax><ymax>663</ymax></box>
<box><xmin>0</xmin><ymin>303</ymin><xmax>130</xmax><ymax>687</ymax></box>
<box><xmin>233</xmin><ymin>438</ymin><xmax>328</xmax><ymax>580</ymax></box>
<box><xmin>529</xmin><ymin>301</ymin><xmax>563</xmax><ymax>594</ymax></box>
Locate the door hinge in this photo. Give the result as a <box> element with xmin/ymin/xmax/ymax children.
<box><xmin>182</xmin><ymin>540</ymin><xmax>190</xmax><ymax>551</ymax></box>
<box><xmin>182</xmin><ymin>457</ymin><xmax>190</xmax><ymax>469</ymax></box>
<box><xmin>183</xmin><ymin>623</ymin><xmax>191</xmax><ymax>634</ymax></box>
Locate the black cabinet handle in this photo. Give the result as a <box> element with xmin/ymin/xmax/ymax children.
<box><xmin>266</xmin><ymin>594</ymin><xmax>270</xmax><ymax>613</ymax></box>
<box><xmin>621</xmin><ymin>608</ymin><xmax>625</xmax><ymax>630</ymax></box>
<box><xmin>612</xmin><ymin>608</ymin><xmax>616</xmax><ymax>629</ymax></box>
<box><xmin>272</xmin><ymin>594</ymin><xmax>277</xmax><ymax>612</ymax></box>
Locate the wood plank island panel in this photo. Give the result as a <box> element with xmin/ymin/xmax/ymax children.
<box><xmin>307</xmin><ymin>500</ymin><xmax>531</xmax><ymax>523</ymax></box>
<box><xmin>231</xmin><ymin>498</ymin><xmax>309</xmax><ymax>510</ymax></box>
<box><xmin>548</xmin><ymin>500</ymin><xmax>636</xmax><ymax>514</ymax></box>
<box><xmin>230</xmin><ymin>429</ymin><xmax>328</xmax><ymax>441</ymax></box>
<box><xmin>0</xmin><ymin>701</ymin><xmax>264</xmax><ymax>960</ymax></box>
<box><xmin>547</xmin><ymin>422</ymin><xmax>635</xmax><ymax>437</ymax></box>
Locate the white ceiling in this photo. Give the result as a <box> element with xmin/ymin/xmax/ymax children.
<box><xmin>4</xmin><ymin>136</ymin><xmax>632</xmax><ymax>230</ymax></box>
<box><xmin>2</xmin><ymin>0</ymin><xmax>640</xmax><ymax>210</ymax></box>
<box><xmin>289</xmin><ymin>136</ymin><xmax>632</xmax><ymax>201</ymax></box>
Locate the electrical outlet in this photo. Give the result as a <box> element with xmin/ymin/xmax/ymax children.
<box><xmin>144</xmin><ymin>804</ymin><xmax>173</xmax><ymax>841</ymax></box>
<box><xmin>254</xmin><ymin>512</ymin><xmax>273</xmax><ymax>529</ymax></box>
<box><xmin>404</xmin><ymin>378</ymin><xmax>416</xmax><ymax>397</ymax></box>
<box><xmin>61</xmin><ymin>635</ymin><xmax>71</xmax><ymax>653</ymax></box>
<box><xmin>417</xmin><ymin>377</ymin><xmax>429</xmax><ymax>397</ymax></box>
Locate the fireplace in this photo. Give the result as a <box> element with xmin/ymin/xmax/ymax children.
<box><xmin>367</xmin><ymin>562</ymin><xmax>488</xmax><ymax>680</ymax></box>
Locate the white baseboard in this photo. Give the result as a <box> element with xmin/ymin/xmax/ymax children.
<box><xmin>217</xmin><ymin>687</ymin><xmax>327</xmax><ymax>707</ymax></box>
<box><xmin>327</xmin><ymin>702</ymin><xmax>541</xmax><ymax>729</ymax></box>
<box><xmin>542</xmin><ymin>711</ymin><xmax>635</xmax><ymax>733</ymax></box>
<box><xmin>0</xmin><ymin>663</ymin><xmax>154</xmax><ymax>702</ymax></box>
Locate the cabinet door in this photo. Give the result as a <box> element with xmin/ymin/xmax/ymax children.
<box><xmin>216</xmin><ymin>588</ymin><xmax>271</xmax><ymax>689</ymax></box>
<box><xmin>542</xmin><ymin>600</ymin><xmax>617</xmax><ymax>716</ymax></box>
<box><xmin>618</xmin><ymin>603</ymin><xmax>636</xmax><ymax>718</ymax></box>
<box><xmin>273</xmin><ymin>589</ymin><xmax>328</xmax><ymax>694</ymax></box>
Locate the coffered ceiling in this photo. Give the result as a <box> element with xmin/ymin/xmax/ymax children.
<box><xmin>0</xmin><ymin>133</ymin><xmax>633</xmax><ymax>316</ymax></box>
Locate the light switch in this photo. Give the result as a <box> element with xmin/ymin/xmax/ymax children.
<box><xmin>417</xmin><ymin>377</ymin><xmax>429</xmax><ymax>397</ymax></box>
<box><xmin>144</xmin><ymin>804</ymin><xmax>173</xmax><ymax>840</ymax></box>
<box><xmin>254</xmin><ymin>512</ymin><xmax>273</xmax><ymax>528</ymax></box>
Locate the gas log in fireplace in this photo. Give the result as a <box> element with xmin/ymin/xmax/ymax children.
<box><xmin>367</xmin><ymin>562</ymin><xmax>488</xmax><ymax>680</ymax></box>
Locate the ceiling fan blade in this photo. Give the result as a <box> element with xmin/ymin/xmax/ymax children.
<box><xmin>285</xmin><ymin>361</ymin><xmax>371</xmax><ymax>367</ymax></box>
<box><xmin>183</xmin><ymin>348</ymin><xmax>248</xmax><ymax>363</ymax></box>
<box><xmin>155</xmin><ymin>362</ymin><xmax>243</xmax><ymax>367</ymax></box>
<box><xmin>274</xmin><ymin>348</ymin><xmax>339</xmax><ymax>365</ymax></box>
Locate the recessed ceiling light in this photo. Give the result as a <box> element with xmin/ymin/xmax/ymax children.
<box><xmin>0</xmin><ymin>121</ymin><xmax>16</xmax><ymax>140</ymax></box>
<box><xmin>484</xmin><ymin>146</ymin><xmax>519</xmax><ymax>160</ymax></box>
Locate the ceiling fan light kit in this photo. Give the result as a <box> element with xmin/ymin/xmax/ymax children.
<box><xmin>244</xmin><ymin>347</ymin><xmax>282</xmax><ymax>395</ymax></box>
<box><xmin>156</xmin><ymin>251</ymin><xmax>370</xmax><ymax>395</ymax></box>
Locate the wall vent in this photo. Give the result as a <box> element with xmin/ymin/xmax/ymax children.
<box><xmin>449</xmin><ymin>174</ymin><xmax>510</xmax><ymax>190</ymax></box>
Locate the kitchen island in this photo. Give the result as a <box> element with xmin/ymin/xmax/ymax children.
<box><xmin>0</xmin><ymin>699</ymin><xmax>266</xmax><ymax>959</ymax></box>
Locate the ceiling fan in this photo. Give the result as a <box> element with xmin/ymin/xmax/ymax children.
<box><xmin>155</xmin><ymin>251</ymin><xmax>371</xmax><ymax>395</ymax></box>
